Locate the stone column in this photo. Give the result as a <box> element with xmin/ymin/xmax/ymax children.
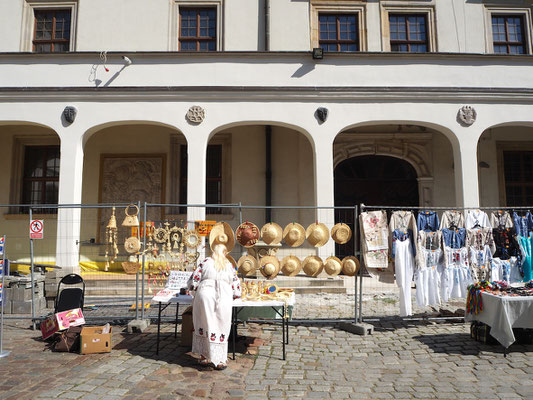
<box><xmin>453</xmin><ymin>132</ymin><xmax>481</xmax><ymax>208</ymax></box>
<box><xmin>56</xmin><ymin>132</ymin><xmax>84</xmax><ymax>274</ymax></box>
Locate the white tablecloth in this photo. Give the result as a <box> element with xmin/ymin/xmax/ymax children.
<box><xmin>153</xmin><ymin>293</ymin><xmax>295</xmax><ymax>308</ymax></box>
<box><xmin>465</xmin><ymin>292</ymin><xmax>533</xmax><ymax>348</ymax></box>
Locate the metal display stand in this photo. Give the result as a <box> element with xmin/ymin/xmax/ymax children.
<box><xmin>0</xmin><ymin>235</ymin><xmax>10</xmax><ymax>358</ymax></box>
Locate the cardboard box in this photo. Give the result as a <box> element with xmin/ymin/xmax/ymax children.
<box><xmin>41</xmin><ymin>308</ymin><xmax>85</xmax><ymax>340</ymax></box>
<box><xmin>181</xmin><ymin>306</ymin><xmax>193</xmax><ymax>347</ymax></box>
<box><xmin>80</xmin><ymin>326</ymin><xmax>112</xmax><ymax>354</ymax></box>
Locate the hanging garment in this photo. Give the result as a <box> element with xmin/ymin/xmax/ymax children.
<box><xmin>490</xmin><ymin>211</ymin><xmax>513</xmax><ymax>229</ymax></box>
<box><xmin>439</xmin><ymin>210</ymin><xmax>465</xmax><ymax>229</ymax></box>
<box><xmin>465</xmin><ymin>209</ymin><xmax>491</xmax><ymax>229</ymax></box>
<box><xmin>518</xmin><ymin>235</ymin><xmax>533</xmax><ymax>282</ymax></box>
<box><xmin>417</xmin><ymin>211</ymin><xmax>440</xmax><ymax>232</ymax></box>
<box><xmin>469</xmin><ymin>245</ymin><xmax>493</xmax><ymax>283</ymax></box>
<box><xmin>393</xmin><ymin>238</ymin><xmax>414</xmax><ymax>317</ymax></box>
<box><xmin>415</xmin><ymin>248</ymin><xmax>442</xmax><ymax>307</ymax></box>
<box><xmin>513</xmin><ymin>212</ymin><xmax>533</xmax><ymax>237</ymax></box>
<box><xmin>416</xmin><ymin>230</ymin><xmax>441</xmax><ymax>266</ymax></box>
<box><xmin>360</xmin><ymin>211</ymin><xmax>389</xmax><ymax>269</ymax></box>
<box><xmin>390</xmin><ymin>211</ymin><xmax>418</xmax><ymax>238</ymax></box>
<box><xmin>493</xmin><ymin>227</ymin><xmax>521</xmax><ymax>261</ymax></box>
<box><xmin>187</xmin><ymin>258</ymin><xmax>242</xmax><ymax>366</ymax></box>
<box><xmin>466</xmin><ymin>228</ymin><xmax>496</xmax><ymax>255</ymax></box>
<box><xmin>392</xmin><ymin>229</ymin><xmax>416</xmax><ymax>258</ymax></box>
<box><xmin>441</xmin><ymin>228</ymin><xmax>466</xmax><ymax>249</ymax></box>
<box><xmin>442</xmin><ymin>246</ymin><xmax>473</xmax><ymax>300</ymax></box>
<box><xmin>490</xmin><ymin>257</ymin><xmax>521</xmax><ymax>284</ymax></box>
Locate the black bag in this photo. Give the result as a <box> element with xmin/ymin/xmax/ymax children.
<box><xmin>53</xmin><ymin>326</ymin><xmax>83</xmax><ymax>352</ymax></box>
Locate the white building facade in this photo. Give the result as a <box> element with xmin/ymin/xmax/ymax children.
<box><xmin>1</xmin><ymin>0</ymin><xmax>533</xmax><ymax>270</ymax></box>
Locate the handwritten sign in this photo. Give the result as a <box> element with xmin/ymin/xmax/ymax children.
<box><xmin>167</xmin><ymin>271</ymin><xmax>193</xmax><ymax>290</ymax></box>
<box><xmin>195</xmin><ymin>220</ymin><xmax>216</xmax><ymax>237</ymax></box>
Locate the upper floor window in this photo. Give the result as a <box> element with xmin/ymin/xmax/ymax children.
<box><xmin>33</xmin><ymin>9</ymin><xmax>71</xmax><ymax>53</ymax></box>
<box><xmin>179</xmin><ymin>7</ymin><xmax>217</xmax><ymax>51</ymax></box>
<box><xmin>319</xmin><ymin>14</ymin><xmax>359</xmax><ymax>52</ymax></box>
<box><xmin>389</xmin><ymin>14</ymin><xmax>428</xmax><ymax>53</ymax></box>
<box><xmin>492</xmin><ymin>15</ymin><xmax>526</xmax><ymax>54</ymax></box>
<box><xmin>22</xmin><ymin>145</ymin><xmax>60</xmax><ymax>212</ymax></box>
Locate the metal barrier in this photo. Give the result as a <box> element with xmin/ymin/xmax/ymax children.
<box><xmin>357</xmin><ymin>204</ymin><xmax>529</xmax><ymax>322</ymax></box>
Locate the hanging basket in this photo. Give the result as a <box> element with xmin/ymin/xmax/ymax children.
<box><xmin>121</xmin><ymin>262</ymin><xmax>141</xmax><ymax>274</ymax></box>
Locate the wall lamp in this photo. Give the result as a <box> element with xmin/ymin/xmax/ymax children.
<box><xmin>312</xmin><ymin>48</ymin><xmax>324</xmax><ymax>60</ymax></box>
<box><xmin>122</xmin><ymin>55</ymin><xmax>132</xmax><ymax>66</ymax></box>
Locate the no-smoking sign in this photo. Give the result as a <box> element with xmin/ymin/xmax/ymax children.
<box><xmin>30</xmin><ymin>219</ymin><xmax>44</xmax><ymax>239</ymax></box>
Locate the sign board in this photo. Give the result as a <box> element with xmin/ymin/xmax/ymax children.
<box><xmin>30</xmin><ymin>220</ymin><xmax>44</xmax><ymax>239</ymax></box>
<box><xmin>0</xmin><ymin>237</ymin><xmax>4</xmax><ymax>255</ymax></box>
<box><xmin>195</xmin><ymin>220</ymin><xmax>216</xmax><ymax>237</ymax></box>
<box><xmin>167</xmin><ymin>270</ymin><xmax>193</xmax><ymax>291</ymax></box>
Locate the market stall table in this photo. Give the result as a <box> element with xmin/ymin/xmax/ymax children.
<box><xmin>152</xmin><ymin>293</ymin><xmax>295</xmax><ymax>359</ymax></box>
<box><xmin>465</xmin><ymin>291</ymin><xmax>533</xmax><ymax>349</ymax></box>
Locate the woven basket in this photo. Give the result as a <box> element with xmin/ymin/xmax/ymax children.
<box><xmin>122</xmin><ymin>262</ymin><xmax>141</xmax><ymax>274</ymax></box>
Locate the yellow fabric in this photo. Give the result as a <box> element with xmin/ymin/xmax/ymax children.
<box><xmin>10</xmin><ymin>261</ymin><xmax>169</xmax><ymax>275</ymax></box>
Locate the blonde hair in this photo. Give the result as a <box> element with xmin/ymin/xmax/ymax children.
<box><xmin>212</xmin><ymin>244</ymin><xmax>229</xmax><ymax>272</ymax></box>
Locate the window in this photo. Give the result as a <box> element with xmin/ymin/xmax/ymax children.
<box><xmin>389</xmin><ymin>14</ymin><xmax>428</xmax><ymax>52</ymax></box>
<box><xmin>492</xmin><ymin>15</ymin><xmax>526</xmax><ymax>54</ymax></box>
<box><xmin>503</xmin><ymin>150</ymin><xmax>533</xmax><ymax>206</ymax></box>
<box><xmin>319</xmin><ymin>14</ymin><xmax>359</xmax><ymax>52</ymax></box>
<box><xmin>179</xmin><ymin>7</ymin><xmax>217</xmax><ymax>51</ymax></box>
<box><xmin>21</xmin><ymin>146</ymin><xmax>60</xmax><ymax>213</ymax></box>
<box><xmin>32</xmin><ymin>9</ymin><xmax>71</xmax><ymax>53</ymax></box>
<box><xmin>179</xmin><ymin>144</ymin><xmax>222</xmax><ymax>213</ymax></box>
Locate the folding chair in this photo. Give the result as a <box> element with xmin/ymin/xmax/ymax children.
<box><xmin>54</xmin><ymin>274</ymin><xmax>85</xmax><ymax>313</ymax></box>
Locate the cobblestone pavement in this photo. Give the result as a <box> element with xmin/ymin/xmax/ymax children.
<box><xmin>250</xmin><ymin>320</ymin><xmax>533</xmax><ymax>400</ymax></box>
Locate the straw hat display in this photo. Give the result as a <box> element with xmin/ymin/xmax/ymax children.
<box><xmin>324</xmin><ymin>256</ymin><xmax>343</xmax><ymax>276</ymax></box>
<box><xmin>235</xmin><ymin>221</ymin><xmax>260</xmax><ymax>248</ymax></box>
<box><xmin>261</xmin><ymin>222</ymin><xmax>283</xmax><ymax>245</ymax></box>
<box><xmin>281</xmin><ymin>255</ymin><xmax>302</xmax><ymax>277</ymax></box>
<box><xmin>209</xmin><ymin>222</ymin><xmax>235</xmax><ymax>252</ymax></box>
<box><xmin>226</xmin><ymin>254</ymin><xmax>238</xmax><ymax>271</ymax></box>
<box><xmin>259</xmin><ymin>255</ymin><xmax>280</xmax><ymax>280</ymax></box>
<box><xmin>342</xmin><ymin>256</ymin><xmax>360</xmax><ymax>276</ymax></box>
<box><xmin>306</xmin><ymin>222</ymin><xmax>330</xmax><ymax>247</ymax></box>
<box><xmin>331</xmin><ymin>223</ymin><xmax>352</xmax><ymax>245</ymax></box>
<box><xmin>302</xmin><ymin>255</ymin><xmax>324</xmax><ymax>277</ymax></box>
<box><xmin>283</xmin><ymin>223</ymin><xmax>306</xmax><ymax>247</ymax></box>
<box><xmin>238</xmin><ymin>255</ymin><xmax>258</xmax><ymax>277</ymax></box>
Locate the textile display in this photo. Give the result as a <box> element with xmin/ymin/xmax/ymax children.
<box><xmin>359</xmin><ymin>211</ymin><xmax>389</xmax><ymax>269</ymax></box>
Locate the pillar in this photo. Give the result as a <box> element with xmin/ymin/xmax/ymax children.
<box><xmin>56</xmin><ymin>132</ymin><xmax>84</xmax><ymax>274</ymax></box>
<box><xmin>453</xmin><ymin>133</ymin><xmax>481</xmax><ymax>208</ymax></box>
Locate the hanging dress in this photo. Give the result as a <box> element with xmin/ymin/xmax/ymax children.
<box><xmin>393</xmin><ymin>236</ymin><xmax>414</xmax><ymax>317</ymax></box>
<box><xmin>443</xmin><ymin>247</ymin><xmax>473</xmax><ymax>300</ymax></box>
<box><xmin>187</xmin><ymin>258</ymin><xmax>242</xmax><ymax>366</ymax></box>
<box><xmin>415</xmin><ymin>230</ymin><xmax>442</xmax><ymax>307</ymax></box>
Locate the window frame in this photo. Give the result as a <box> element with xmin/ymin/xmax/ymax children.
<box><xmin>310</xmin><ymin>2</ymin><xmax>366</xmax><ymax>51</ymax></box>
<box><xmin>381</xmin><ymin>4</ymin><xmax>436</xmax><ymax>52</ymax></box>
<box><xmin>318</xmin><ymin>13</ymin><xmax>360</xmax><ymax>52</ymax></box>
<box><xmin>32</xmin><ymin>8</ymin><xmax>72</xmax><ymax>53</ymax></box>
<box><xmin>9</xmin><ymin>136</ymin><xmax>61</xmax><ymax>215</ymax></box>
<box><xmin>21</xmin><ymin>1</ymin><xmax>78</xmax><ymax>52</ymax></box>
<box><xmin>485</xmin><ymin>8</ymin><xmax>532</xmax><ymax>55</ymax></box>
<box><xmin>497</xmin><ymin>142</ymin><xmax>533</xmax><ymax>206</ymax></box>
<box><xmin>388</xmin><ymin>13</ymin><xmax>429</xmax><ymax>53</ymax></box>
<box><xmin>171</xmin><ymin>1</ymin><xmax>223</xmax><ymax>52</ymax></box>
<box><xmin>21</xmin><ymin>145</ymin><xmax>60</xmax><ymax>209</ymax></box>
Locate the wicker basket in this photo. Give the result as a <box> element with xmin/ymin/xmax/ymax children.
<box><xmin>121</xmin><ymin>262</ymin><xmax>141</xmax><ymax>274</ymax></box>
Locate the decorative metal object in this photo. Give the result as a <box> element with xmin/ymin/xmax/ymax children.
<box><xmin>104</xmin><ymin>207</ymin><xmax>119</xmax><ymax>272</ymax></box>
<box><xmin>63</xmin><ymin>106</ymin><xmax>77</xmax><ymax>124</ymax></box>
<box><xmin>122</xmin><ymin>204</ymin><xmax>140</xmax><ymax>227</ymax></box>
<box><xmin>316</xmin><ymin>107</ymin><xmax>328</xmax><ymax>123</ymax></box>
<box><xmin>458</xmin><ymin>106</ymin><xmax>477</xmax><ymax>126</ymax></box>
<box><xmin>124</xmin><ymin>236</ymin><xmax>141</xmax><ymax>254</ymax></box>
<box><xmin>186</xmin><ymin>106</ymin><xmax>206</xmax><ymax>124</ymax></box>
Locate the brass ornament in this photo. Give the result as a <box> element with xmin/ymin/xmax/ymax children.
<box><xmin>122</xmin><ymin>204</ymin><xmax>140</xmax><ymax>227</ymax></box>
<box><xmin>124</xmin><ymin>236</ymin><xmax>141</xmax><ymax>254</ymax></box>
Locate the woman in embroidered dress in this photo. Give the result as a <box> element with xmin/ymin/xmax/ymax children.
<box><xmin>187</xmin><ymin>222</ymin><xmax>241</xmax><ymax>370</ymax></box>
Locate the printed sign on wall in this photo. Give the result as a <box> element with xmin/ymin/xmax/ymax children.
<box><xmin>30</xmin><ymin>220</ymin><xmax>44</xmax><ymax>239</ymax></box>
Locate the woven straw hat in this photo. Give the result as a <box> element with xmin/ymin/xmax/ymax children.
<box><xmin>238</xmin><ymin>255</ymin><xmax>258</xmax><ymax>277</ymax></box>
<box><xmin>235</xmin><ymin>221</ymin><xmax>260</xmax><ymax>248</ymax></box>
<box><xmin>331</xmin><ymin>223</ymin><xmax>352</xmax><ymax>245</ymax></box>
<box><xmin>302</xmin><ymin>255</ymin><xmax>324</xmax><ymax>277</ymax></box>
<box><xmin>281</xmin><ymin>255</ymin><xmax>302</xmax><ymax>277</ymax></box>
<box><xmin>283</xmin><ymin>223</ymin><xmax>306</xmax><ymax>247</ymax></box>
<box><xmin>209</xmin><ymin>222</ymin><xmax>235</xmax><ymax>252</ymax></box>
<box><xmin>324</xmin><ymin>256</ymin><xmax>343</xmax><ymax>276</ymax></box>
<box><xmin>306</xmin><ymin>223</ymin><xmax>330</xmax><ymax>247</ymax></box>
<box><xmin>226</xmin><ymin>254</ymin><xmax>238</xmax><ymax>271</ymax></box>
<box><xmin>342</xmin><ymin>256</ymin><xmax>360</xmax><ymax>276</ymax></box>
<box><xmin>261</xmin><ymin>222</ymin><xmax>283</xmax><ymax>245</ymax></box>
<box><xmin>259</xmin><ymin>255</ymin><xmax>280</xmax><ymax>280</ymax></box>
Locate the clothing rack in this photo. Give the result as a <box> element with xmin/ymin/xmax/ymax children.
<box><xmin>360</xmin><ymin>204</ymin><xmax>533</xmax><ymax>211</ymax></box>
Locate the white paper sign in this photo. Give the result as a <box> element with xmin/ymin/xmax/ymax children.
<box><xmin>166</xmin><ymin>271</ymin><xmax>193</xmax><ymax>290</ymax></box>
<box><xmin>152</xmin><ymin>288</ymin><xmax>178</xmax><ymax>303</ymax></box>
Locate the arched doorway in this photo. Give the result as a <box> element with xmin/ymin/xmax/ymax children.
<box><xmin>334</xmin><ymin>155</ymin><xmax>419</xmax><ymax>257</ymax></box>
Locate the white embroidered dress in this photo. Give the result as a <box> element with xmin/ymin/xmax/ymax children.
<box><xmin>187</xmin><ymin>258</ymin><xmax>241</xmax><ymax>366</ymax></box>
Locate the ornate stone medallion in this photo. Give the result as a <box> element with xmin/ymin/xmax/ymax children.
<box><xmin>186</xmin><ymin>106</ymin><xmax>205</xmax><ymax>124</ymax></box>
<box><xmin>458</xmin><ymin>105</ymin><xmax>477</xmax><ymax>126</ymax></box>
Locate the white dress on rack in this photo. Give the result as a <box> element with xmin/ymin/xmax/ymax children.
<box><xmin>415</xmin><ymin>249</ymin><xmax>442</xmax><ymax>307</ymax></box>
<box><xmin>442</xmin><ymin>247</ymin><xmax>473</xmax><ymax>300</ymax></box>
<box><xmin>187</xmin><ymin>258</ymin><xmax>241</xmax><ymax>366</ymax></box>
<box><xmin>394</xmin><ymin>238</ymin><xmax>414</xmax><ymax>317</ymax></box>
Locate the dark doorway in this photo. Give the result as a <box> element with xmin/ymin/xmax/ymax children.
<box><xmin>334</xmin><ymin>155</ymin><xmax>419</xmax><ymax>258</ymax></box>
